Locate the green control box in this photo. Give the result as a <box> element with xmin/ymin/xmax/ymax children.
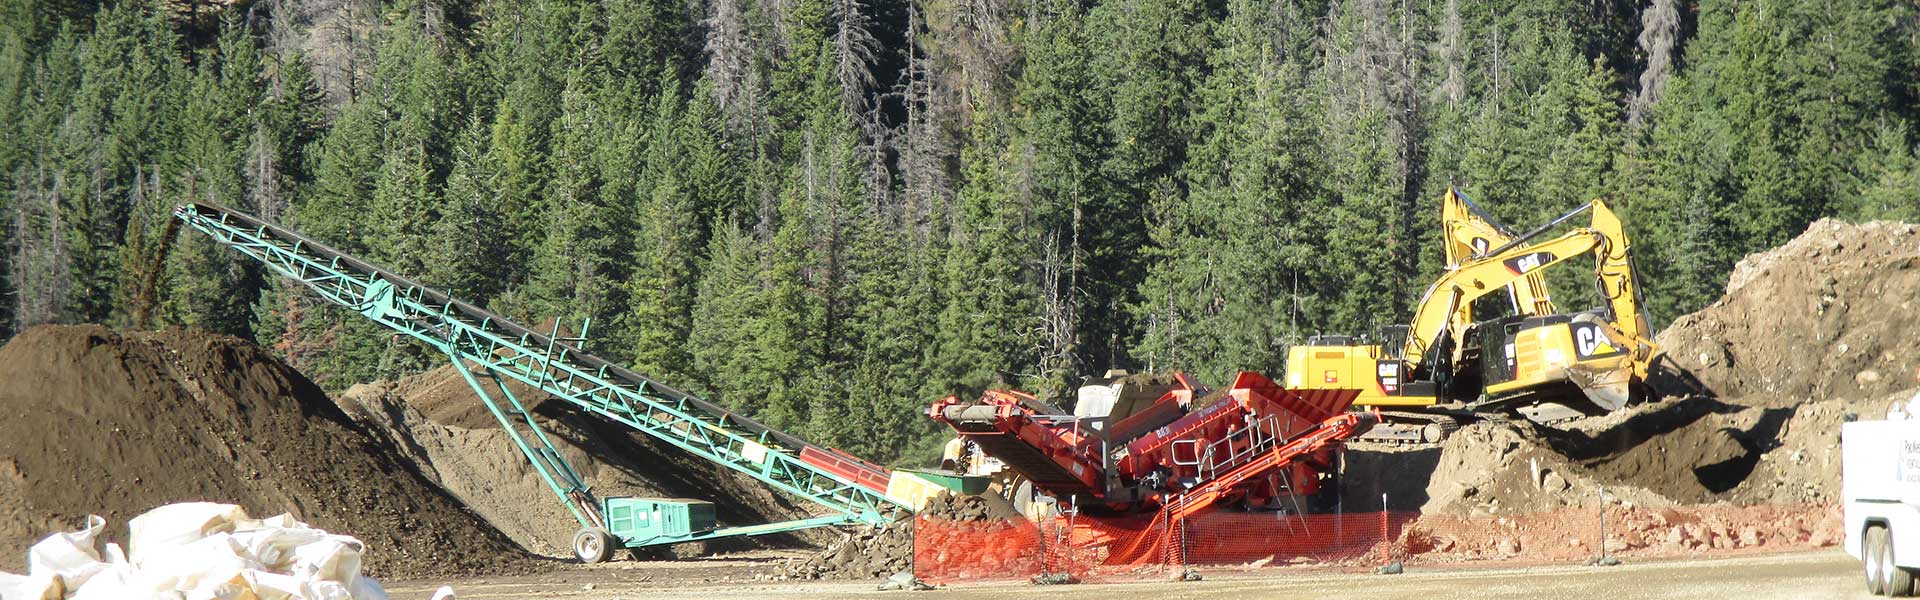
<box><xmin>604</xmin><ymin>498</ymin><xmax>718</xmax><ymax>542</ymax></box>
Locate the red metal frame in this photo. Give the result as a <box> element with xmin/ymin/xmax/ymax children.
<box><xmin>798</xmin><ymin>446</ymin><xmax>892</xmax><ymax>494</ymax></box>
<box><xmin>929</xmin><ymin>371</ymin><xmax>1370</xmax><ymax>517</ymax></box>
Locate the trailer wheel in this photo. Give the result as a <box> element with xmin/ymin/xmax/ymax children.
<box><xmin>574</xmin><ymin>528</ymin><xmax>616</xmax><ymax>564</ymax></box>
<box><xmin>1892</xmin><ymin>528</ymin><xmax>1916</xmax><ymax>598</ymax></box>
<box><xmin>1870</xmin><ymin>525</ymin><xmax>1891</xmax><ymax>595</ymax></box>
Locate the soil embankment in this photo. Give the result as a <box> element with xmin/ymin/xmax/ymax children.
<box><xmin>0</xmin><ymin>325</ymin><xmax>533</xmax><ymax>578</ymax></box>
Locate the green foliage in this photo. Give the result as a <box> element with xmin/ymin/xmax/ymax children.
<box><xmin>1135</xmin><ymin>0</ymin><xmax>1325</xmax><ymax>384</ymax></box>
<box><xmin>4</xmin><ymin>0</ymin><xmax>1920</xmax><ymax>466</ymax></box>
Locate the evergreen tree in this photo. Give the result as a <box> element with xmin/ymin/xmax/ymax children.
<box><xmin>687</xmin><ymin>220</ymin><xmax>768</xmax><ymax>404</ymax></box>
<box><xmin>1082</xmin><ymin>0</ymin><xmax>1214</xmax><ymax>371</ymax></box>
<box><xmin>1852</xmin><ymin>127</ymin><xmax>1920</xmax><ymax>221</ymax></box>
<box><xmin>59</xmin><ymin>2</ymin><xmax>184</xmax><ymax>324</ymax></box>
<box><xmin>625</xmin><ymin>80</ymin><xmax>704</xmax><ymax>383</ymax></box>
<box><xmin>524</xmin><ymin>75</ymin><xmax>625</xmax><ymax>335</ymax></box>
<box><xmin>933</xmin><ymin>117</ymin><xmax>1038</xmax><ymax>398</ymax></box>
<box><xmin>1136</xmin><ymin>0</ymin><xmax>1326</xmax><ymax>384</ymax></box>
<box><xmin>300</xmin><ymin>95</ymin><xmax>384</xmax><ymax>254</ymax></box>
<box><xmin>155</xmin><ymin>17</ymin><xmax>265</xmax><ymax>337</ymax></box>
<box><xmin>1015</xmin><ymin>0</ymin><xmax>1106</xmax><ymax>398</ymax></box>
<box><xmin>427</xmin><ymin>116</ymin><xmax>514</xmax><ymax>303</ymax></box>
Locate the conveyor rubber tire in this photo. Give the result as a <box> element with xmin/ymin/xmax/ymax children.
<box><xmin>574</xmin><ymin>527</ymin><xmax>616</xmax><ymax>564</ymax></box>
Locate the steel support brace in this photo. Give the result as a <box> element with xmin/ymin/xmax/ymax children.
<box><xmin>448</xmin><ymin>348</ymin><xmax>602</xmax><ymax>529</ymax></box>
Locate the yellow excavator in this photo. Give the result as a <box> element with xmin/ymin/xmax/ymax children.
<box><xmin>1286</xmin><ymin>190</ymin><xmax>1660</xmax><ymax>442</ymax></box>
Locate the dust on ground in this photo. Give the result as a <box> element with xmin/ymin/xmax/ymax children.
<box><xmin>0</xmin><ymin>325</ymin><xmax>535</xmax><ymax>579</ymax></box>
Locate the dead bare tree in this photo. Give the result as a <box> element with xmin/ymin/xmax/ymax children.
<box><xmin>1034</xmin><ymin>231</ymin><xmax>1080</xmax><ymax>403</ymax></box>
<box><xmin>703</xmin><ymin>0</ymin><xmax>760</xmax><ymax>130</ymax></box>
<box><xmin>1431</xmin><ymin>0</ymin><xmax>1465</xmax><ymax>105</ymax></box>
<box><xmin>1628</xmin><ymin>0</ymin><xmax>1680</xmax><ymax>130</ymax></box>
<box><xmin>11</xmin><ymin>165</ymin><xmax>69</xmax><ymax>328</ymax></box>
<box><xmin>895</xmin><ymin>2</ymin><xmax>958</xmax><ymax>239</ymax></box>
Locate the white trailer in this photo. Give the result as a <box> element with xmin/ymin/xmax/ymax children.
<box><xmin>1844</xmin><ymin>417</ymin><xmax>1920</xmax><ymax>596</ymax></box>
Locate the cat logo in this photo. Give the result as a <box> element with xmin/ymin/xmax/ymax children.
<box><xmin>1502</xmin><ymin>251</ymin><xmax>1557</xmax><ymax>275</ymax></box>
<box><xmin>1375</xmin><ymin>362</ymin><xmax>1400</xmax><ymax>393</ymax></box>
<box><xmin>1572</xmin><ymin>322</ymin><xmax>1623</xmax><ymax>359</ymax></box>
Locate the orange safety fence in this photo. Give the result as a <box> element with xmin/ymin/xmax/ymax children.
<box><xmin>914</xmin><ymin>502</ymin><xmax>1841</xmax><ymax>585</ymax></box>
<box><xmin>915</xmin><ymin>509</ymin><xmax>1418</xmax><ymax>583</ymax></box>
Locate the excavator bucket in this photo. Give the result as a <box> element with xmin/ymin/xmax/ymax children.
<box><xmin>1567</xmin><ymin>361</ymin><xmax>1633</xmax><ymax>412</ymax></box>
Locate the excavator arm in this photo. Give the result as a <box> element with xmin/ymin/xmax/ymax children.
<box><xmin>1442</xmin><ymin>188</ymin><xmax>1558</xmax><ymax>317</ymax></box>
<box><xmin>1586</xmin><ymin>199</ymin><xmax>1657</xmax><ymax>374</ymax></box>
<box><xmin>1402</xmin><ymin>227</ymin><xmax>1608</xmax><ymax>368</ymax></box>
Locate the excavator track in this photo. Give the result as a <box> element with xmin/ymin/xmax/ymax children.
<box><xmin>1355</xmin><ymin>411</ymin><xmax>1462</xmax><ymax>445</ymax></box>
<box><xmin>1355</xmin><ymin>390</ymin><xmax>1615</xmax><ymax>447</ymax></box>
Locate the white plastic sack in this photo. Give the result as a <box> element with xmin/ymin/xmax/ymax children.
<box><xmin>0</xmin><ymin>570</ymin><xmax>63</xmax><ymax>600</ymax></box>
<box><xmin>4</xmin><ymin>503</ymin><xmax>389</xmax><ymax>600</ymax></box>
<box><xmin>288</xmin><ymin>537</ymin><xmax>363</xmax><ymax>584</ymax></box>
<box><xmin>227</xmin><ymin>526</ymin><xmax>325</xmax><ymax>574</ymax></box>
<box><xmin>127</xmin><ymin>503</ymin><xmax>249</xmax><ymax>567</ymax></box>
<box><xmin>132</xmin><ymin>532</ymin><xmax>257</xmax><ymax>596</ymax></box>
<box><xmin>28</xmin><ymin>515</ymin><xmax>108</xmax><ymax>592</ymax></box>
<box><xmin>0</xmin><ymin>571</ymin><xmax>28</xmax><ymax>595</ymax></box>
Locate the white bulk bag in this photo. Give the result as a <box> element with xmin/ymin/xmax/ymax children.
<box><xmin>28</xmin><ymin>515</ymin><xmax>108</xmax><ymax>591</ymax></box>
<box><xmin>127</xmin><ymin>503</ymin><xmax>250</xmax><ymax>567</ymax></box>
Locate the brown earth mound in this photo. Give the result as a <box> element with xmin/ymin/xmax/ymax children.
<box><xmin>335</xmin><ymin>365</ymin><xmax>835</xmax><ymax>559</ymax></box>
<box><xmin>1347</xmin><ymin>392</ymin><xmax>1868</xmax><ymax>516</ymax></box>
<box><xmin>1658</xmin><ymin>219</ymin><xmax>1920</xmax><ymax>404</ymax></box>
<box><xmin>0</xmin><ymin>325</ymin><xmax>534</xmax><ymax>578</ymax></box>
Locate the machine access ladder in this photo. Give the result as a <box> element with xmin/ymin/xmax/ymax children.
<box><xmin>174</xmin><ymin>203</ymin><xmax>904</xmax><ymax>561</ymax></box>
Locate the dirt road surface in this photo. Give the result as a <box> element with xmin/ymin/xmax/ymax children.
<box><xmin>388</xmin><ymin>550</ymin><xmax>1871</xmax><ymax>600</ymax></box>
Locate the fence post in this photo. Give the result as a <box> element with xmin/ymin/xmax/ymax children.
<box><xmin>1598</xmin><ymin>486</ymin><xmax>1609</xmax><ymax>563</ymax></box>
<box><xmin>1380</xmin><ymin>493</ymin><xmax>1389</xmax><ymax>563</ymax></box>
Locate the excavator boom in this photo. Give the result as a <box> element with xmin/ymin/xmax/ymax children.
<box><xmin>1442</xmin><ymin>188</ymin><xmax>1557</xmax><ymax>317</ymax></box>
<box><xmin>1402</xmin><ymin>226</ymin><xmax>1607</xmax><ymax>367</ymax></box>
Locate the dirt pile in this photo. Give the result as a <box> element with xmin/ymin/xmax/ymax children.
<box><xmin>786</xmin><ymin>493</ymin><xmax>1010</xmax><ymax>580</ymax></box>
<box><xmin>1402</xmin><ymin>503</ymin><xmax>1840</xmax><ymax>563</ymax></box>
<box><xmin>783</xmin><ymin>522</ymin><xmax>914</xmax><ymax>580</ymax></box>
<box><xmin>1657</xmin><ymin>218</ymin><xmax>1920</xmax><ymax>403</ymax></box>
<box><xmin>1351</xmin><ymin>392</ymin><xmax>1864</xmax><ymax>517</ymax></box>
<box><xmin>1345</xmin><ymin>421</ymin><xmax>1671</xmax><ymax>517</ymax></box>
<box><xmin>0</xmin><ymin>325</ymin><xmax>532</xmax><ymax>578</ymax></box>
<box><xmin>336</xmin><ymin>365</ymin><xmax>835</xmax><ymax>559</ymax></box>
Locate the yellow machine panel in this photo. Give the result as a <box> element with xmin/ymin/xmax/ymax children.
<box><xmin>1285</xmin><ymin>342</ymin><xmax>1437</xmax><ymax>408</ymax></box>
